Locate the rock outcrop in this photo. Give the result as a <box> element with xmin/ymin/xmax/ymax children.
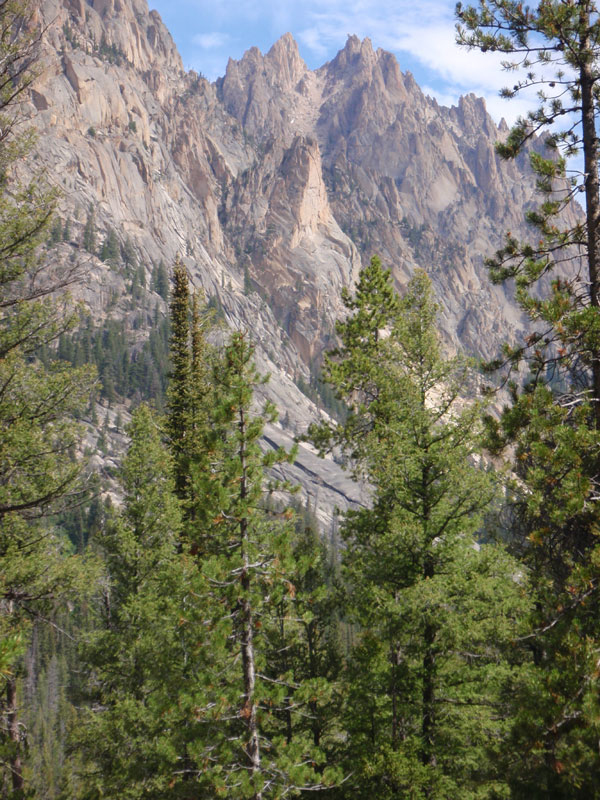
<box><xmin>31</xmin><ymin>0</ymin><xmax>581</xmax><ymax>523</ymax></box>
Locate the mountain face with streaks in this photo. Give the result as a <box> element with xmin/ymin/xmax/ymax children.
<box><xmin>31</xmin><ymin>0</ymin><xmax>579</xmax><ymax>523</ymax></box>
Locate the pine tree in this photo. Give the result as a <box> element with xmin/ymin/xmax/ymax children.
<box><xmin>185</xmin><ymin>289</ymin><xmax>218</xmax><ymax>537</ymax></box>
<box><xmin>309</xmin><ymin>255</ymin><xmax>400</xmax><ymax>469</ymax></box>
<box><xmin>99</xmin><ymin>226</ymin><xmax>120</xmax><ymax>267</ymax></box>
<box><xmin>166</xmin><ymin>255</ymin><xmax>192</xmax><ymax>499</ymax></box>
<box><xmin>76</xmin><ymin>405</ymin><xmax>200</xmax><ymax>798</ymax></box>
<box><xmin>456</xmin><ymin>2</ymin><xmax>600</xmax><ymax>423</ymax></box>
<box><xmin>82</xmin><ymin>205</ymin><xmax>96</xmax><ymax>254</ymax></box>
<box><xmin>153</xmin><ymin>259</ymin><xmax>169</xmax><ymax>300</ymax></box>
<box><xmin>195</xmin><ymin>332</ymin><xmax>340</xmax><ymax>799</ymax></box>
<box><xmin>0</xmin><ymin>2</ymin><xmax>95</xmax><ymax>791</ymax></box>
<box><xmin>244</xmin><ymin>262</ymin><xmax>252</xmax><ymax>296</ymax></box>
<box><xmin>22</xmin><ymin>619</ymin><xmax>82</xmax><ymax>799</ymax></box>
<box><xmin>311</xmin><ymin>263</ymin><xmax>526</xmax><ymax>798</ymax></box>
<box><xmin>457</xmin><ymin>4</ymin><xmax>600</xmax><ymax>791</ymax></box>
<box><xmin>79</xmin><ymin>339</ymin><xmax>342</xmax><ymax>798</ymax></box>
<box><xmin>165</xmin><ymin>259</ymin><xmax>215</xmax><ymax>540</ymax></box>
<box><xmin>121</xmin><ymin>235</ymin><xmax>136</xmax><ymax>274</ymax></box>
<box><xmin>49</xmin><ymin>216</ymin><xmax>62</xmax><ymax>245</ymax></box>
<box><xmin>267</xmin><ymin>502</ymin><xmax>343</xmax><ymax>759</ymax></box>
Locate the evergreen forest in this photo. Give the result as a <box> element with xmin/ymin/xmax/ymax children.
<box><xmin>5</xmin><ymin>1</ymin><xmax>600</xmax><ymax>798</ymax></box>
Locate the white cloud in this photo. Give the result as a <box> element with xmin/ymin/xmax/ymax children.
<box><xmin>297</xmin><ymin>26</ymin><xmax>330</xmax><ymax>60</ymax></box>
<box><xmin>420</xmin><ymin>85</ymin><xmax>460</xmax><ymax>109</ymax></box>
<box><xmin>192</xmin><ymin>32</ymin><xmax>231</xmax><ymax>49</ymax></box>
<box><xmin>381</xmin><ymin>22</ymin><xmax>534</xmax><ymax>123</ymax></box>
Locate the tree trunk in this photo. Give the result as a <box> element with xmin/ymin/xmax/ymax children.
<box><xmin>7</xmin><ymin>675</ymin><xmax>24</xmax><ymax>796</ymax></box>
<box><xmin>241</xmin><ymin>558</ymin><xmax>261</xmax><ymax>800</ymax></box>
<box><xmin>238</xmin><ymin>405</ymin><xmax>262</xmax><ymax>800</ymax></box>
<box><xmin>280</xmin><ymin>609</ymin><xmax>293</xmax><ymax>745</ymax></box>
<box><xmin>390</xmin><ymin>640</ymin><xmax>399</xmax><ymax>751</ymax></box>
<box><xmin>421</xmin><ymin>621</ymin><xmax>437</xmax><ymax>770</ymax></box>
<box><xmin>420</xmin><ymin>460</ymin><xmax>436</xmax><ymax>773</ymax></box>
<box><xmin>580</xmin><ymin>19</ymin><xmax>600</xmax><ymax>428</ymax></box>
<box><xmin>421</xmin><ymin>552</ymin><xmax>437</xmax><ymax>773</ymax></box>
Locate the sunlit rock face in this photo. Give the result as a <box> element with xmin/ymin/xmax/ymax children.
<box><xmin>33</xmin><ymin>0</ymin><xmax>581</xmax><ymax>523</ymax></box>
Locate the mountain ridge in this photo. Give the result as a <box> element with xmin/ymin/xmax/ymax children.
<box><xmin>30</xmin><ymin>0</ymin><xmax>581</xmax><ymax>523</ymax></box>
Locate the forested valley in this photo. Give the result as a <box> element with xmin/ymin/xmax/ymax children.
<box><xmin>4</xmin><ymin>0</ymin><xmax>600</xmax><ymax>798</ymax></box>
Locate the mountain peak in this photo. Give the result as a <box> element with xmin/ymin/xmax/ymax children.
<box><xmin>327</xmin><ymin>34</ymin><xmax>377</xmax><ymax>74</ymax></box>
<box><xmin>268</xmin><ymin>32</ymin><xmax>298</xmax><ymax>55</ymax></box>
<box><xmin>41</xmin><ymin>0</ymin><xmax>183</xmax><ymax>75</ymax></box>
<box><xmin>265</xmin><ymin>33</ymin><xmax>307</xmax><ymax>86</ymax></box>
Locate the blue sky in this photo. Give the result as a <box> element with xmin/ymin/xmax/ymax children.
<box><xmin>149</xmin><ymin>0</ymin><xmax>535</xmax><ymax>125</ymax></box>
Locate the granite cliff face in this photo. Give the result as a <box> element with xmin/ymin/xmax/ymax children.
<box><xmin>218</xmin><ymin>31</ymin><xmax>571</xmax><ymax>358</ymax></box>
<box><xmin>30</xmin><ymin>0</ymin><xmax>579</xmax><ymax>523</ymax></box>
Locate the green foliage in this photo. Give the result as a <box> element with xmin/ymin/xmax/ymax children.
<box><xmin>484</xmin><ymin>379</ymin><xmax>600</xmax><ymax>795</ymax></box>
<box><xmin>151</xmin><ymin>259</ymin><xmax>169</xmax><ymax>300</ymax></box>
<box><xmin>95</xmin><ymin>33</ymin><xmax>127</xmax><ymax>66</ymax></box>
<box><xmin>99</xmin><ymin>226</ymin><xmax>120</xmax><ymax>267</ymax></box>
<box><xmin>244</xmin><ymin>261</ymin><xmax>252</xmax><ymax>295</ymax></box>
<box><xmin>82</xmin><ymin>205</ymin><xmax>96</xmax><ymax>253</ymax></box>
<box><xmin>272</xmin><ymin>501</ymin><xmax>344</xmax><ymax>760</ymax></box>
<box><xmin>0</xmin><ymin>3</ymin><xmax>96</xmax><ymax>791</ymax></box>
<box><xmin>189</xmin><ymin>332</ymin><xmax>339</xmax><ymax>798</ymax></box>
<box><xmin>456</xmin><ymin>3</ymin><xmax>600</xmax><ymax>792</ymax></box>
<box><xmin>62</xmin><ymin>22</ymin><xmax>79</xmax><ymax>50</ymax></box>
<box><xmin>129</xmin><ymin>263</ymin><xmax>146</xmax><ymax>302</ymax></box>
<box><xmin>165</xmin><ymin>259</ymin><xmax>219</xmax><ymax>538</ymax></box>
<box><xmin>0</xmin><ymin>355</ymin><xmax>91</xmax><ymax>516</ymax></box>
<box><xmin>310</xmin><ymin>260</ymin><xmax>526</xmax><ymax>797</ymax></box>
<box><xmin>53</xmin><ymin>312</ymin><xmax>170</xmax><ymax>407</ymax></box>
<box><xmin>0</xmin><ymin>0</ymin><xmax>92</xmax><ymax>525</ymax></box>
<box><xmin>294</xmin><ymin>369</ymin><xmax>348</xmax><ymax>423</ymax></box>
<box><xmin>48</xmin><ymin>216</ymin><xmax>63</xmax><ymax>246</ymax></box>
<box><xmin>22</xmin><ymin>619</ymin><xmax>85</xmax><ymax>799</ymax></box>
<box><xmin>308</xmin><ymin>254</ymin><xmax>401</xmax><ymax>469</ymax></box>
<box><xmin>17</xmin><ymin>4</ymin><xmax>600</xmax><ymax>791</ymax></box>
<box><xmin>73</xmin><ymin>339</ymin><xmax>341</xmax><ymax>798</ymax></box>
<box><xmin>121</xmin><ymin>235</ymin><xmax>136</xmax><ymax>273</ymax></box>
<box><xmin>456</xmin><ymin>1</ymin><xmax>600</xmax><ymax>396</ymax></box>
<box><xmin>75</xmin><ymin>405</ymin><xmax>198</xmax><ymax>798</ymax></box>
<box><xmin>166</xmin><ymin>255</ymin><xmax>194</xmax><ymax>497</ymax></box>
<box><xmin>456</xmin><ymin>1</ymin><xmax>600</xmax><ymax>159</ymax></box>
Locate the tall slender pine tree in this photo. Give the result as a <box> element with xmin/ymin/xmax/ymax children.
<box><xmin>311</xmin><ymin>261</ymin><xmax>527</xmax><ymax>798</ymax></box>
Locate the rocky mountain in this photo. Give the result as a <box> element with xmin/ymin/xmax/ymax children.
<box><xmin>29</xmin><ymin>0</ymin><xmax>579</xmax><ymax>525</ymax></box>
